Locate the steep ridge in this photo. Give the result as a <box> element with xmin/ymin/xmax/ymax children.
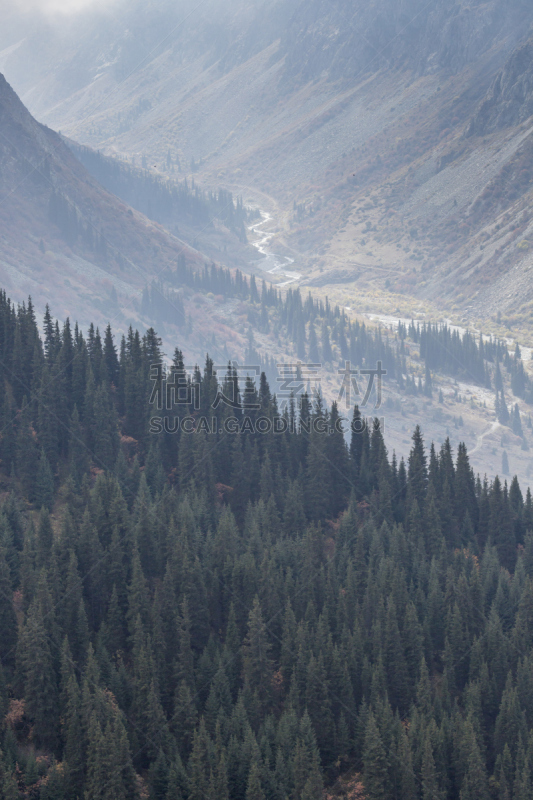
<box><xmin>0</xmin><ymin>72</ymin><xmax>213</xmax><ymax>335</ymax></box>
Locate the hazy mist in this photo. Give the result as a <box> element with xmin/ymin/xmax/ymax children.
<box><xmin>2</xmin><ymin>0</ymin><xmax>118</xmax><ymax>15</ymax></box>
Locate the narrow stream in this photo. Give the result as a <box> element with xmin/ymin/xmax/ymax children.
<box><xmin>248</xmin><ymin>212</ymin><xmax>301</xmax><ymax>287</ymax></box>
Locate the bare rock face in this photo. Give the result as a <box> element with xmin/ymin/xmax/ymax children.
<box><xmin>469</xmin><ymin>37</ymin><xmax>533</xmax><ymax>135</ymax></box>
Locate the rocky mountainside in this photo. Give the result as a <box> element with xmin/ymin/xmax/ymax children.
<box><xmin>469</xmin><ymin>35</ymin><xmax>533</xmax><ymax>134</ymax></box>
<box><xmin>4</xmin><ymin>0</ymin><xmax>532</xmax><ymax>101</ymax></box>
<box><xmin>267</xmin><ymin>0</ymin><xmax>532</xmax><ymax>81</ymax></box>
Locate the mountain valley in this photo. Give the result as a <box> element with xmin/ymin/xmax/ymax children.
<box><xmin>2</xmin><ymin>0</ymin><xmax>533</xmax><ymax>486</ymax></box>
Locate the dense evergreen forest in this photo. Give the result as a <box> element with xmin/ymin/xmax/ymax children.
<box><xmin>1</xmin><ymin>289</ymin><xmax>533</xmax><ymax>799</ymax></box>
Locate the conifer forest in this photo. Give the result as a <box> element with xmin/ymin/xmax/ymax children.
<box><xmin>5</xmin><ymin>1</ymin><xmax>533</xmax><ymax>797</ymax></box>
<box><xmin>0</xmin><ymin>288</ymin><xmax>531</xmax><ymax>800</ymax></box>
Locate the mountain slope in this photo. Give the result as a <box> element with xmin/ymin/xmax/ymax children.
<box><xmin>469</xmin><ymin>36</ymin><xmax>533</xmax><ymax>135</ymax></box>
<box><xmin>0</xmin><ymin>70</ymin><xmax>216</xmax><ymax>333</ymax></box>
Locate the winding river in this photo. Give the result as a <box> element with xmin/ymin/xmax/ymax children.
<box><xmin>248</xmin><ymin>212</ymin><xmax>301</xmax><ymax>287</ymax></box>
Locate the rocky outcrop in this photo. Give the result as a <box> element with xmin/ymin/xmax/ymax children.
<box><xmin>469</xmin><ymin>36</ymin><xmax>533</xmax><ymax>135</ymax></box>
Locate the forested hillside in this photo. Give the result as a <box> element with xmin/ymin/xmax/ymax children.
<box><xmin>1</xmin><ymin>288</ymin><xmax>533</xmax><ymax>799</ymax></box>
<box><xmin>68</xmin><ymin>145</ymin><xmax>250</xmax><ymax>243</ymax></box>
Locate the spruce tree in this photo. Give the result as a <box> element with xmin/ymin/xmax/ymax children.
<box><xmin>35</xmin><ymin>449</ymin><xmax>54</xmax><ymax>511</ymax></box>
<box><xmin>242</xmin><ymin>597</ymin><xmax>273</xmax><ymax>713</ymax></box>
<box><xmin>460</xmin><ymin>727</ymin><xmax>489</xmax><ymax>800</ymax></box>
<box><xmin>421</xmin><ymin>738</ymin><xmax>443</xmax><ymax>800</ymax></box>
<box><xmin>407</xmin><ymin>425</ymin><xmax>428</xmax><ymax>508</ymax></box>
<box><xmin>188</xmin><ymin>719</ymin><xmax>211</xmax><ymax>800</ymax></box>
<box><xmin>0</xmin><ymin>546</ymin><xmax>16</xmax><ymax>666</ymax></box>
<box><xmin>363</xmin><ymin>712</ymin><xmax>388</xmax><ymax>800</ymax></box>
<box><xmin>246</xmin><ymin>759</ymin><xmax>265</xmax><ymax>800</ymax></box>
<box><xmin>20</xmin><ymin>596</ymin><xmax>59</xmax><ymax>751</ymax></box>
